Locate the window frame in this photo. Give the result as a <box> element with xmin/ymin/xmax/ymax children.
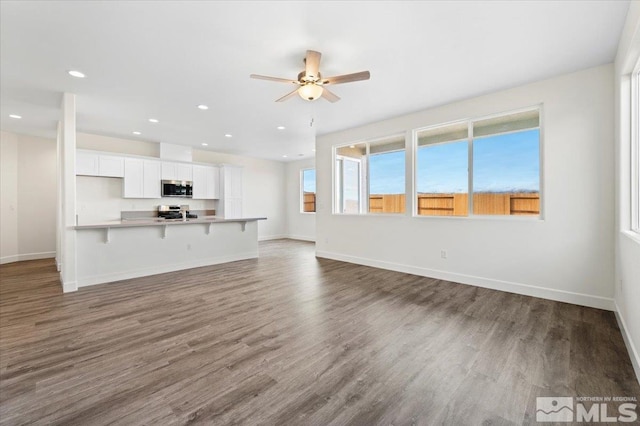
<box><xmin>333</xmin><ymin>134</ymin><xmax>406</xmax><ymax>215</ymax></box>
<box><xmin>631</xmin><ymin>65</ymin><xmax>640</xmax><ymax>233</ymax></box>
<box><xmin>412</xmin><ymin>119</ymin><xmax>470</xmax><ymax>217</ymax></box>
<box><xmin>300</xmin><ymin>168</ymin><xmax>316</xmax><ymax>214</ymax></box>
<box><xmin>411</xmin><ymin>105</ymin><xmax>543</xmax><ymax>220</ymax></box>
<box><xmin>334</xmin><ymin>154</ymin><xmax>365</xmax><ymax>214</ymax></box>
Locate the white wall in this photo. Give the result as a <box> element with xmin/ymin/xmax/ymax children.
<box><xmin>316</xmin><ymin>64</ymin><xmax>615</xmax><ymax>310</ymax></box>
<box><xmin>77</xmin><ymin>132</ymin><xmax>159</xmax><ymax>157</ymax></box>
<box><xmin>193</xmin><ymin>150</ymin><xmax>286</xmax><ymax>240</ymax></box>
<box><xmin>0</xmin><ymin>131</ymin><xmax>57</xmax><ymax>263</ymax></box>
<box><xmin>285</xmin><ymin>158</ymin><xmax>316</xmax><ymax>241</ymax></box>
<box><xmin>614</xmin><ymin>1</ymin><xmax>640</xmax><ymax>381</ymax></box>
<box><xmin>1</xmin><ymin>131</ymin><xmax>19</xmax><ymax>262</ymax></box>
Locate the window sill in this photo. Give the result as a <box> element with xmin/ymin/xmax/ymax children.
<box><xmin>621</xmin><ymin>230</ymin><xmax>640</xmax><ymax>245</ymax></box>
<box><xmin>412</xmin><ymin>214</ymin><xmax>543</xmax><ymax>222</ymax></box>
<box><xmin>330</xmin><ymin>212</ymin><xmax>543</xmax><ymax>221</ymax></box>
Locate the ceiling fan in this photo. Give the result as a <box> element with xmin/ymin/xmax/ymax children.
<box><xmin>250</xmin><ymin>50</ymin><xmax>370</xmax><ymax>103</ymax></box>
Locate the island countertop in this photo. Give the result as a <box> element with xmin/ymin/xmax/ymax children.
<box><xmin>74</xmin><ymin>216</ymin><xmax>267</xmax><ymax>230</ymax></box>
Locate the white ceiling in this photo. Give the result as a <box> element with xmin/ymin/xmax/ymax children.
<box><xmin>0</xmin><ymin>1</ymin><xmax>630</xmax><ymax>161</ymax></box>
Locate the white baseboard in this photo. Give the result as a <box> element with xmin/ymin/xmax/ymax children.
<box><xmin>614</xmin><ymin>301</ymin><xmax>640</xmax><ymax>385</ymax></box>
<box><xmin>0</xmin><ymin>251</ymin><xmax>56</xmax><ymax>265</ymax></box>
<box><xmin>315</xmin><ymin>250</ymin><xmax>615</xmax><ymax>311</ymax></box>
<box><xmin>76</xmin><ymin>252</ymin><xmax>258</xmax><ymax>288</ymax></box>
<box><xmin>62</xmin><ymin>280</ymin><xmax>77</xmax><ymax>293</ymax></box>
<box><xmin>258</xmin><ymin>234</ymin><xmax>288</xmax><ymax>241</ymax></box>
<box><xmin>285</xmin><ymin>235</ymin><xmax>316</xmax><ymax>242</ymax></box>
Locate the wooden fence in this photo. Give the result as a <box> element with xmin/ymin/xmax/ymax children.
<box><xmin>304</xmin><ymin>192</ymin><xmax>540</xmax><ymax>215</ymax></box>
<box><xmin>303</xmin><ymin>192</ymin><xmax>316</xmax><ymax>212</ymax></box>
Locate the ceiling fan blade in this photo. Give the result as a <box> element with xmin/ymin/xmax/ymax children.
<box><xmin>250</xmin><ymin>74</ymin><xmax>298</xmax><ymax>84</ymax></box>
<box><xmin>321</xmin><ymin>87</ymin><xmax>340</xmax><ymax>103</ymax></box>
<box><xmin>275</xmin><ymin>88</ymin><xmax>300</xmax><ymax>102</ymax></box>
<box><xmin>305</xmin><ymin>50</ymin><xmax>322</xmax><ymax>80</ymax></box>
<box><xmin>323</xmin><ymin>70</ymin><xmax>370</xmax><ymax>85</ymax></box>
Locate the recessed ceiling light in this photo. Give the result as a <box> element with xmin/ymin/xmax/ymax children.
<box><xmin>277</xmin><ymin>126</ymin><xmax>285</xmax><ymax>130</ymax></box>
<box><xmin>9</xmin><ymin>114</ymin><xmax>22</xmax><ymax>119</ymax></box>
<box><xmin>197</xmin><ymin>105</ymin><xmax>209</xmax><ymax>110</ymax></box>
<box><xmin>312</xmin><ymin>148</ymin><xmax>316</xmax><ymax>152</ymax></box>
<box><xmin>132</xmin><ymin>131</ymin><xmax>141</xmax><ymax>135</ymax></box>
<box><xmin>201</xmin><ymin>143</ymin><xmax>208</xmax><ymax>146</ymax></box>
<box><xmin>148</xmin><ymin>118</ymin><xmax>159</xmax><ymax>123</ymax></box>
<box><xmin>349</xmin><ymin>145</ymin><xmax>355</xmax><ymax>148</ymax></box>
<box><xmin>68</xmin><ymin>70</ymin><xmax>86</xmax><ymax>78</ymax></box>
<box><xmin>282</xmin><ymin>155</ymin><xmax>288</xmax><ymax>158</ymax></box>
<box><xmin>224</xmin><ymin>134</ymin><xmax>232</xmax><ymax>138</ymax></box>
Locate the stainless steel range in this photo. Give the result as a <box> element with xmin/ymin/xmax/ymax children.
<box><xmin>157</xmin><ymin>205</ymin><xmax>198</xmax><ymax>220</ymax></box>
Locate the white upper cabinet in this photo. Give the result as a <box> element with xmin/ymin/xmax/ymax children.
<box><xmin>143</xmin><ymin>160</ymin><xmax>161</xmax><ymax>198</ymax></box>
<box><xmin>98</xmin><ymin>155</ymin><xmax>125</xmax><ymax>177</ymax></box>
<box><xmin>161</xmin><ymin>162</ymin><xmax>193</xmax><ymax>181</ymax></box>
<box><xmin>123</xmin><ymin>158</ymin><xmax>144</xmax><ymax>198</ymax></box>
<box><xmin>76</xmin><ymin>151</ymin><xmax>99</xmax><ymax>176</ymax></box>
<box><xmin>76</xmin><ymin>150</ymin><xmax>124</xmax><ymax>177</ymax></box>
<box><xmin>77</xmin><ymin>150</ymin><xmax>223</xmax><ymax>201</ymax></box>
<box><xmin>192</xmin><ymin>165</ymin><xmax>219</xmax><ymax>199</ymax></box>
<box><xmin>123</xmin><ymin>158</ymin><xmax>161</xmax><ymax>198</ymax></box>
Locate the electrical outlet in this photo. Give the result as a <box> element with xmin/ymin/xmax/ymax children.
<box><xmin>441</xmin><ymin>250</ymin><xmax>447</xmax><ymax>259</ymax></box>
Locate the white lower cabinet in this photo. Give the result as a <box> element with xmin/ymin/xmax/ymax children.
<box><xmin>192</xmin><ymin>165</ymin><xmax>219</xmax><ymax>199</ymax></box>
<box><xmin>123</xmin><ymin>158</ymin><xmax>161</xmax><ymax>198</ymax></box>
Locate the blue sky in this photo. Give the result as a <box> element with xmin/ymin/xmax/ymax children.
<box><xmin>303</xmin><ymin>169</ymin><xmax>316</xmax><ymax>193</ymax></box>
<box><xmin>369</xmin><ymin>129</ymin><xmax>540</xmax><ymax>194</ymax></box>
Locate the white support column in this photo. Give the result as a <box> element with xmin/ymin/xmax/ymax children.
<box><xmin>60</xmin><ymin>93</ymin><xmax>77</xmax><ymax>292</ymax></box>
<box><xmin>56</xmin><ymin>121</ymin><xmax>62</xmax><ymax>272</ymax></box>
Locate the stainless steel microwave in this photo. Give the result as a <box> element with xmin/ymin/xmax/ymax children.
<box><xmin>161</xmin><ymin>180</ymin><xmax>193</xmax><ymax>198</ymax></box>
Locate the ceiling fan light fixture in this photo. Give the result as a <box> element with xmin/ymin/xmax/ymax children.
<box><xmin>298</xmin><ymin>83</ymin><xmax>323</xmax><ymax>101</ymax></box>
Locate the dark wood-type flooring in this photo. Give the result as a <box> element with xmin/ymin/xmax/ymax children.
<box><xmin>1</xmin><ymin>239</ymin><xmax>638</xmax><ymax>425</ymax></box>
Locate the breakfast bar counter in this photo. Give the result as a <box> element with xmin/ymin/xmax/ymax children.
<box><xmin>74</xmin><ymin>216</ymin><xmax>267</xmax><ymax>288</ymax></box>
<box><xmin>74</xmin><ymin>216</ymin><xmax>266</xmax><ymax>229</ymax></box>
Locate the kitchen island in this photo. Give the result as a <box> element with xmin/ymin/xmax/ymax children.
<box><xmin>74</xmin><ymin>216</ymin><xmax>266</xmax><ymax>287</ymax></box>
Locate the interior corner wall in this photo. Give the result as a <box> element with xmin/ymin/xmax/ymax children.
<box><xmin>316</xmin><ymin>64</ymin><xmax>615</xmax><ymax>311</ymax></box>
<box><xmin>0</xmin><ymin>130</ymin><xmax>57</xmax><ymax>264</ymax></box>
<box><xmin>614</xmin><ymin>0</ymin><xmax>640</xmax><ymax>381</ymax></box>
<box><xmin>1</xmin><ymin>131</ymin><xmax>19</xmax><ymax>262</ymax></box>
<box><xmin>285</xmin><ymin>158</ymin><xmax>316</xmax><ymax>241</ymax></box>
<box><xmin>192</xmin><ymin>150</ymin><xmax>287</xmax><ymax>241</ymax></box>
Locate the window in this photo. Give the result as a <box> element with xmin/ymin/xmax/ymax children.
<box><xmin>301</xmin><ymin>168</ymin><xmax>316</xmax><ymax>213</ymax></box>
<box><xmin>369</xmin><ymin>136</ymin><xmax>405</xmax><ymax>214</ymax></box>
<box><xmin>415</xmin><ymin>108</ymin><xmax>541</xmax><ymax>217</ymax></box>
<box><xmin>334</xmin><ymin>135</ymin><xmax>406</xmax><ymax>214</ymax></box>
<box><xmin>335</xmin><ymin>143</ymin><xmax>366</xmax><ymax>214</ymax></box>
<box><xmin>472</xmin><ymin>110</ymin><xmax>541</xmax><ymax>216</ymax></box>
<box><xmin>416</xmin><ymin>122</ymin><xmax>469</xmax><ymax>216</ymax></box>
<box><xmin>632</xmin><ymin>68</ymin><xmax>640</xmax><ymax>232</ymax></box>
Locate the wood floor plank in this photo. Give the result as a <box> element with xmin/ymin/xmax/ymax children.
<box><xmin>1</xmin><ymin>239</ymin><xmax>638</xmax><ymax>425</ymax></box>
